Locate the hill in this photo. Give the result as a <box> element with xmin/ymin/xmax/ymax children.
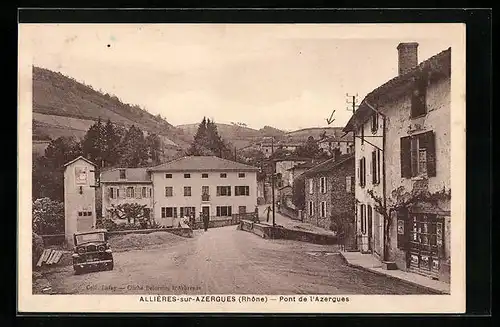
<box><xmin>176</xmin><ymin>122</ymin><xmax>285</xmax><ymax>149</ymax></box>
<box><xmin>32</xmin><ymin>66</ymin><xmax>192</xmax><ymax>152</ymax></box>
<box><xmin>283</xmin><ymin>127</ymin><xmax>348</xmax><ymax>142</ymax></box>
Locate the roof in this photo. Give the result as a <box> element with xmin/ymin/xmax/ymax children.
<box><xmin>287</xmin><ymin>161</ymin><xmax>319</xmax><ymax>171</ymax></box>
<box><xmin>303</xmin><ymin>153</ymin><xmax>354</xmax><ymax>177</ymax></box>
<box><xmin>343</xmin><ymin>47</ymin><xmax>451</xmax><ymax>133</ymax></box>
<box><xmin>272</xmin><ymin>156</ymin><xmax>311</xmax><ymax>163</ymax></box>
<box><xmin>74</xmin><ymin>229</ymin><xmax>108</xmax><ymax>235</ymax></box>
<box><xmin>319</xmin><ymin>134</ymin><xmax>354</xmax><ymax>143</ymax></box>
<box><xmin>63</xmin><ymin>156</ymin><xmax>96</xmax><ymax>168</ymax></box>
<box><xmin>147</xmin><ymin>155</ymin><xmax>259</xmax><ymax>172</ymax></box>
<box><xmin>100</xmin><ymin>168</ymin><xmax>152</xmax><ymax>183</ymax></box>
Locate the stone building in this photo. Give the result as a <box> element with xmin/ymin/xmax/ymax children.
<box><xmin>343</xmin><ymin>43</ymin><xmax>451</xmax><ymax>282</ymax></box>
<box><xmin>302</xmin><ymin>154</ymin><xmax>355</xmax><ymax>232</ymax></box>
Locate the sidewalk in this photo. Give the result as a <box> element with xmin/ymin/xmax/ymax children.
<box><xmin>339</xmin><ymin>251</ymin><xmax>450</xmax><ymax>294</ymax></box>
<box><xmin>256</xmin><ymin>205</ymin><xmax>336</xmax><ymax>237</ymax></box>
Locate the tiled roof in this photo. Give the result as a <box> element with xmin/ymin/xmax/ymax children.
<box><xmin>100</xmin><ymin>168</ymin><xmax>151</xmax><ymax>183</ymax></box>
<box><xmin>303</xmin><ymin>153</ymin><xmax>354</xmax><ymax>177</ymax></box>
<box><xmin>343</xmin><ymin>47</ymin><xmax>451</xmax><ymax>133</ymax></box>
<box><xmin>147</xmin><ymin>155</ymin><xmax>259</xmax><ymax>172</ymax></box>
<box><xmin>287</xmin><ymin>161</ymin><xmax>318</xmax><ymax>171</ymax></box>
<box><xmin>62</xmin><ymin>156</ymin><xmax>96</xmax><ymax>168</ymax></box>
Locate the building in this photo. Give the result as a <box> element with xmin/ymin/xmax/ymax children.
<box><xmin>302</xmin><ymin>154</ymin><xmax>355</xmax><ymax>233</ymax></box>
<box><xmin>343</xmin><ymin>43</ymin><xmax>451</xmax><ymax>282</ymax></box>
<box><xmin>318</xmin><ymin>136</ymin><xmax>355</xmax><ymax>156</ymax></box>
<box><xmin>63</xmin><ymin>156</ymin><xmax>97</xmax><ymax>246</ymax></box>
<box><xmin>286</xmin><ymin>161</ymin><xmax>317</xmax><ymax>186</ymax></box>
<box><xmin>147</xmin><ymin>156</ymin><xmax>259</xmax><ymax>227</ymax></box>
<box><xmin>273</xmin><ymin>157</ymin><xmax>311</xmax><ymax>188</ymax></box>
<box><xmin>258</xmin><ymin>141</ymin><xmax>302</xmax><ymax>158</ymax></box>
<box><xmin>100</xmin><ymin>168</ymin><xmax>154</xmax><ymax>225</ymax></box>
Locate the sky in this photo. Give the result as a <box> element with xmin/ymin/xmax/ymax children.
<box><xmin>25</xmin><ymin>24</ymin><xmax>453</xmax><ymax>131</ymax></box>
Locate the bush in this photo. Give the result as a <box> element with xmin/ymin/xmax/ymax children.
<box><xmin>32</xmin><ymin>198</ymin><xmax>65</xmax><ymax>235</ymax></box>
<box><xmin>32</xmin><ymin>232</ymin><xmax>44</xmax><ymax>267</ymax></box>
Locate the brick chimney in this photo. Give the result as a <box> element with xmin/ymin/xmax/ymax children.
<box><xmin>397</xmin><ymin>42</ymin><xmax>419</xmax><ymax>76</ymax></box>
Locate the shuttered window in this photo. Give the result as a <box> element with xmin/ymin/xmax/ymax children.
<box><xmin>320</xmin><ymin>177</ymin><xmax>327</xmax><ymax>193</ymax></box>
<box><xmin>309</xmin><ymin>179</ymin><xmax>314</xmax><ymax>194</ymax></box>
<box><xmin>109</xmin><ymin>187</ymin><xmax>114</xmax><ymax>199</ymax></box>
<box><xmin>400</xmin><ymin>131</ymin><xmax>436</xmax><ymax>178</ymax></box>
<box><xmin>360</xmin><ymin>204</ymin><xmax>366</xmax><ymax>234</ymax></box>
<box><xmin>359</xmin><ymin>157</ymin><xmax>366</xmax><ymax>187</ymax></box>
<box><xmin>372</xmin><ymin>150</ymin><xmax>381</xmax><ymax>184</ymax></box>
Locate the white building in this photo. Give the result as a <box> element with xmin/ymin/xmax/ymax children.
<box><xmin>343</xmin><ymin>43</ymin><xmax>451</xmax><ymax>283</ymax></box>
<box><xmin>147</xmin><ymin>156</ymin><xmax>259</xmax><ymax>227</ymax></box>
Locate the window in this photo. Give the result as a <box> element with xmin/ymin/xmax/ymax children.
<box><xmin>116</xmin><ymin>189</ymin><xmax>120</xmax><ymax>198</ymax></box>
<box><xmin>400</xmin><ymin>131</ymin><xmax>436</xmax><ymax>178</ymax></box>
<box><xmin>142</xmin><ymin>187</ymin><xmax>147</xmax><ymax>198</ymax></box>
<box><xmin>184</xmin><ymin>173</ymin><xmax>191</xmax><ymax>179</ymax></box>
<box><xmin>361</xmin><ymin>125</ymin><xmax>365</xmax><ymax>145</ymax></box>
<box><xmin>345</xmin><ymin>176</ymin><xmax>352</xmax><ymax>193</ymax></box>
<box><xmin>109</xmin><ymin>187</ymin><xmax>114</xmax><ymax>199</ymax></box>
<box><xmin>371</xmin><ymin>113</ymin><xmax>379</xmax><ymax>133</ymax></box>
<box><xmin>165</xmin><ymin>186</ymin><xmax>173</xmax><ymax>197</ymax></box>
<box><xmin>216</xmin><ymin>186</ymin><xmax>231</xmax><ymax>196</ymax></box>
<box><xmin>320</xmin><ymin>201</ymin><xmax>327</xmax><ymax>218</ymax></box>
<box><xmin>360</xmin><ymin>204</ymin><xmax>367</xmax><ymax>234</ymax></box>
<box><xmin>149</xmin><ymin>188</ymin><xmax>152</xmax><ymax>198</ymax></box>
<box><xmin>238</xmin><ymin>173</ymin><xmax>246</xmax><ymax>178</ymax></box>
<box><xmin>161</xmin><ymin>207</ymin><xmax>177</xmax><ymax>218</ymax></box>
<box><xmin>367</xmin><ymin>205</ymin><xmax>373</xmax><ymax>233</ymax></box>
<box><xmin>309</xmin><ymin>179</ymin><xmax>314</xmax><ymax>194</ymax></box>
<box><xmin>126</xmin><ymin>186</ymin><xmax>134</xmax><ymax>198</ymax></box>
<box><xmin>220</xmin><ymin>173</ymin><xmax>227</xmax><ymax>178</ymax></box>
<box><xmin>180</xmin><ymin>207</ymin><xmax>196</xmax><ymax>218</ymax></box>
<box><xmin>320</xmin><ymin>177</ymin><xmax>327</xmax><ymax>193</ymax></box>
<box><xmin>308</xmin><ymin>201</ymin><xmax>314</xmax><ymax>216</ymax></box>
<box><xmin>184</xmin><ymin>186</ymin><xmax>192</xmax><ymax>196</ymax></box>
<box><xmin>165</xmin><ymin>173</ymin><xmax>172</xmax><ymax>179</ymax></box>
<box><xmin>238</xmin><ymin>206</ymin><xmax>247</xmax><ymax>214</ymax></box>
<box><xmin>235</xmin><ymin>186</ymin><xmax>250</xmax><ymax>196</ymax></box>
<box><xmin>358</xmin><ymin>157</ymin><xmax>366</xmax><ymax>187</ymax></box>
<box><xmin>202</xmin><ymin>173</ymin><xmax>209</xmax><ymax>178</ymax></box>
<box><xmin>371</xmin><ymin>150</ymin><xmax>381</xmax><ymax>185</ymax></box>
<box><xmin>119</xmin><ymin>169</ymin><xmax>126</xmax><ymax>179</ymax></box>
<box><xmin>411</xmin><ymin>75</ymin><xmax>428</xmax><ymax>118</ymax></box>
<box><xmin>216</xmin><ymin>206</ymin><xmax>232</xmax><ymax>217</ymax></box>
<box><xmin>202</xmin><ymin>186</ymin><xmax>209</xmax><ymax>195</ymax></box>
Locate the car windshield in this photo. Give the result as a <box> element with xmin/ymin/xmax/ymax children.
<box><xmin>75</xmin><ymin>233</ymin><xmax>105</xmax><ymax>245</ymax></box>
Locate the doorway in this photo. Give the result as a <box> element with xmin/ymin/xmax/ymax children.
<box><xmin>367</xmin><ymin>205</ymin><xmax>373</xmax><ymax>252</ymax></box>
<box><xmin>202</xmin><ymin>206</ymin><xmax>210</xmax><ymax>221</ymax></box>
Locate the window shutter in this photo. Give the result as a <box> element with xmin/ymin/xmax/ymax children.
<box><xmin>424</xmin><ymin>131</ymin><xmax>436</xmax><ymax>177</ymax></box>
<box><xmin>137</xmin><ymin>186</ymin><xmax>142</xmax><ymax>199</ymax></box>
<box><xmin>120</xmin><ymin>186</ymin><xmax>126</xmax><ymax>199</ymax></box>
<box><xmin>362</xmin><ymin>157</ymin><xmax>366</xmax><ymax>186</ymax></box>
<box><xmin>377</xmin><ymin>150</ymin><xmax>381</xmax><ymax>183</ymax></box>
<box><xmin>371</xmin><ymin>151</ymin><xmax>376</xmax><ymax>184</ymax></box>
<box><xmin>400</xmin><ymin>136</ymin><xmax>412</xmax><ymax>178</ymax></box>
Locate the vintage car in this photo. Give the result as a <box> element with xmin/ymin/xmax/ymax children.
<box><xmin>72</xmin><ymin>229</ymin><xmax>114</xmax><ymax>274</ymax></box>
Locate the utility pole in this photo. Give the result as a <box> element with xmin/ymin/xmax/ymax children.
<box><xmin>271</xmin><ymin>137</ymin><xmax>276</xmax><ymax>227</ymax></box>
<box><xmin>346</xmin><ymin>93</ymin><xmax>359</xmax><ymax>114</ymax></box>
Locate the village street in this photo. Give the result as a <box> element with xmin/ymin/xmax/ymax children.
<box><xmin>44</xmin><ymin>224</ymin><xmax>434</xmax><ymax>295</ymax></box>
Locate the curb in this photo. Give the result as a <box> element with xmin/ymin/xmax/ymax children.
<box><xmin>338</xmin><ymin>252</ymin><xmax>449</xmax><ymax>295</ymax></box>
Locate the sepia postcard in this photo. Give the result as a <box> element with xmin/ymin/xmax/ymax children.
<box><xmin>18</xmin><ymin>22</ymin><xmax>466</xmax><ymax>314</ymax></box>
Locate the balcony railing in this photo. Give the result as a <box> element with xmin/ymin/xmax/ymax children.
<box><xmin>201</xmin><ymin>194</ymin><xmax>210</xmax><ymax>202</ymax></box>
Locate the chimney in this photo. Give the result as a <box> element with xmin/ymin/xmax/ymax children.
<box><xmin>397</xmin><ymin>42</ymin><xmax>419</xmax><ymax>76</ymax></box>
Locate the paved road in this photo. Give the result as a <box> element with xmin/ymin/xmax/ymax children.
<box><xmin>44</xmin><ymin>225</ymin><xmax>433</xmax><ymax>295</ymax></box>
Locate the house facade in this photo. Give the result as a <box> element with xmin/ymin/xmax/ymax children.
<box><xmin>303</xmin><ymin>154</ymin><xmax>355</xmax><ymax>232</ymax></box>
<box><xmin>147</xmin><ymin>156</ymin><xmax>258</xmax><ymax>227</ymax></box>
<box><xmin>343</xmin><ymin>43</ymin><xmax>451</xmax><ymax>282</ymax></box>
<box><xmin>100</xmin><ymin>168</ymin><xmax>154</xmax><ymax>225</ymax></box>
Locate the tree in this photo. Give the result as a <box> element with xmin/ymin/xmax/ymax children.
<box><xmin>146</xmin><ymin>133</ymin><xmax>163</xmax><ymax>165</ymax></box>
<box><xmin>119</xmin><ymin>125</ymin><xmax>148</xmax><ymax>167</ymax></box>
<box><xmin>188</xmin><ymin>117</ymin><xmax>230</xmax><ymax>158</ymax></box>
<box><xmin>367</xmin><ymin>184</ymin><xmax>451</xmax><ymax>262</ymax></box>
<box><xmin>32</xmin><ymin>197</ymin><xmax>65</xmax><ymax>235</ymax></box>
<box><xmin>33</xmin><ymin>136</ymin><xmax>82</xmax><ymax>201</ymax></box>
<box><xmin>294</xmin><ymin>136</ymin><xmax>328</xmax><ymax>159</ymax></box>
<box><xmin>81</xmin><ymin>117</ymin><xmax>105</xmax><ymax>167</ymax></box>
<box><xmin>292</xmin><ymin>175</ymin><xmax>306</xmax><ymax>210</ymax></box>
<box><xmin>102</xmin><ymin>119</ymin><xmax>121</xmax><ymax>167</ymax></box>
<box><xmin>107</xmin><ymin>203</ymin><xmax>150</xmax><ymax>228</ymax></box>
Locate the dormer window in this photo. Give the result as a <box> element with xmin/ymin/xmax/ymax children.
<box><xmin>119</xmin><ymin>169</ymin><xmax>126</xmax><ymax>179</ymax></box>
